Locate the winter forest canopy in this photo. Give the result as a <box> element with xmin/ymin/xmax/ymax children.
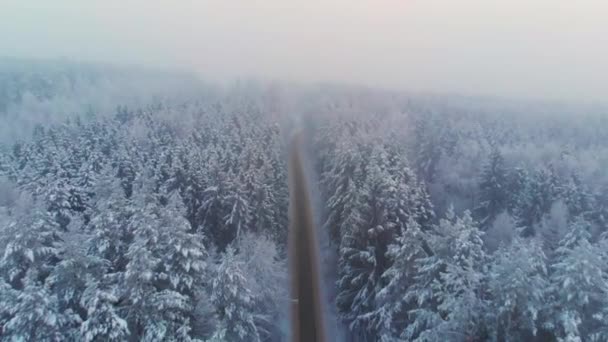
<box><xmin>1</xmin><ymin>59</ymin><xmax>608</xmax><ymax>341</ymax></box>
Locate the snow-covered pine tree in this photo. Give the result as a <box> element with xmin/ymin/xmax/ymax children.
<box><xmin>487</xmin><ymin>237</ymin><xmax>548</xmax><ymax>341</ymax></box>
<box><xmin>46</xmin><ymin>216</ymin><xmax>94</xmax><ymax>329</ymax></box>
<box><xmin>121</xmin><ymin>202</ymin><xmax>164</xmax><ymax>339</ymax></box>
<box><xmin>591</xmin><ymin>184</ymin><xmax>608</xmax><ymax>234</ymax></box>
<box><xmin>516</xmin><ymin>168</ymin><xmax>562</xmax><ymax>236</ymax></box>
<box><xmin>383</xmin><ymin>141</ymin><xmax>435</xmax><ymax>231</ymax></box>
<box><xmin>246</xmin><ymin>155</ymin><xmax>279</xmax><ymax>238</ymax></box>
<box><xmin>546</xmin><ymin>217</ymin><xmax>608</xmax><ymax>342</ymax></box>
<box><xmin>505</xmin><ymin>167</ymin><xmax>530</xmax><ymax>215</ymax></box>
<box><xmin>322</xmin><ymin>137</ymin><xmax>365</xmax><ymax>245</ymax></box>
<box><xmin>199</xmin><ymin>179</ymin><xmax>229</xmax><ymax>249</ymax></box>
<box><xmin>537</xmin><ymin>201</ymin><xmax>570</xmax><ymax>258</ymax></box>
<box><xmin>337</xmin><ymin>149</ymin><xmax>401</xmax><ymax>341</ymax></box>
<box><xmin>74</xmin><ymin>147</ymin><xmax>105</xmax><ymax>219</ymax></box>
<box><xmin>0</xmin><ymin>277</ymin><xmax>18</xmax><ymax>336</ymax></box>
<box><xmin>3</xmin><ymin>282</ymin><xmax>77</xmax><ymax>341</ymax></box>
<box><xmin>42</xmin><ymin>177</ymin><xmax>75</xmax><ymax>230</ymax></box>
<box><xmin>476</xmin><ymin>148</ymin><xmax>508</xmax><ymax>228</ymax></box>
<box><xmin>212</xmin><ymin>246</ymin><xmax>262</xmax><ymax>342</ymax></box>
<box><xmin>162</xmin><ymin>146</ymin><xmax>201</xmax><ymax>231</ymax></box>
<box><xmin>433</xmin><ymin>210</ymin><xmax>487</xmax><ymax>340</ymax></box>
<box><xmin>404</xmin><ymin>209</ymin><xmax>487</xmax><ymax>341</ymax></box>
<box><xmin>401</xmin><ymin>247</ymin><xmax>445</xmax><ymax>341</ymax></box>
<box><xmin>411</xmin><ymin>113</ymin><xmax>443</xmax><ymax>183</ymax></box>
<box><xmin>376</xmin><ymin>218</ymin><xmax>431</xmax><ymax>341</ymax></box>
<box><xmin>119</xmin><ymin>173</ymin><xmax>191</xmax><ymax>341</ymax></box>
<box><xmin>80</xmin><ymin>285</ymin><xmax>129</xmax><ymax>342</ymax></box>
<box><xmin>483</xmin><ymin>211</ymin><xmax>517</xmax><ymax>253</ymax></box>
<box><xmin>87</xmin><ymin>165</ymin><xmax>134</xmax><ymax>274</ymax></box>
<box><xmin>116</xmin><ymin>147</ymin><xmax>137</xmax><ymax>198</ymax></box>
<box><xmin>237</xmin><ymin>232</ymin><xmax>288</xmax><ymax>341</ymax></box>
<box><xmin>0</xmin><ymin>146</ymin><xmax>16</xmax><ymax>181</ymax></box>
<box><xmin>561</xmin><ymin>173</ymin><xmax>595</xmax><ymax>221</ymax></box>
<box><xmin>160</xmin><ymin>191</ymin><xmax>208</xmax><ymax>295</ymax></box>
<box><xmin>0</xmin><ymin>197</ymin><xmax>62</xmax><ymax>289</ymax></box>
<box><xmin>159</xmin><ymin>191</ymin><xmax>212</xmax><ymax>340</ymax></box>
<box><xmin>266</xmin><ymin>131</ymin><xmax>289</xmax><ymax>245</ymax></box>
<box><xmin>223</xmin><ymin>188</ymin><xmax>250</xmax><ymax>244</ymax></box>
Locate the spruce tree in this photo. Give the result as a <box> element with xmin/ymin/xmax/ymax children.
<box><xmin>212</xmin><ymin>246</ymin><xmax>262</xmax><ymax>342</ymax></box>
<box><xmin>546</xmin><ymin>217</ymin><xmax>608</xmax><ymax>341</ymax></box>
<box><xmin>476</xmin><ymin>149</ymin><xmax>508</xmax><ymax>228</ymax></box>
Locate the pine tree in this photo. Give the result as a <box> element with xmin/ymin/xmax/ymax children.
<box><xmin>0</xmin><ymin>199</ymin><xmax>62</xmax><ymax>289</ymax></box>
<box><xmin>515</xmin><ymin>168</ymin><xmax>562</xmax><ymax>236</ymax></box>
<box><xmin>561</xmin><ymin>173</ymin><xmax>594</xmax><ymax>220</ymax></box>
<box><xmin>80</xmin><ymin>286</ymin><xmax>129</xmax><ymax>342</ymax></box>
<box><xmin>376</xmin><ymin>218</ymin><xmax>430</xmax><ymax>341</ymax></box>
<box><xmin>161</xmin><ymin>192</ymin><xmax>208</xmax><ymax>294</ymax></box>
<box><xmin>401</xmin><ymin>254</ymin><xmax>445</xmax><ymax>342</ymax></box>
<box><xmin>3</xmin><ymin>282</ymin><xmax>77</xmax><ymax>341</ymax></box>
<box><xmin>383</xmin><ymin>142</ymin><xmax>435</xmax><ymax>230</ymax></box>
<box><xmin>212</xmin><ymin>246</ymin><xmax>262</xmax><ymax>342</ymax></box>
<box><xmin>42</xmin><ymin>177</ymin><xmax>75</xmax><ymax>230</ymax></box>
<box><xmin>505</xmin><ymin>167</ymin><xmax>529</xmax><ymax>215</ymax></box>
<box><xmin>536</xmin><ymin>201</ymin><xmax>570</xmax><ymax>258</ymax></box>
<box><xmin>590</xmin><ymin>184</ymin><xmax>608</xmax><ymax>234</ymax></box>
<box><xmin>0</xmin><ymin>279</ymin><xmax>18</xmax><ymax>335</ymax></box>
<box><xmin>74</xmin><ymin>147</ymin><xmax>105</xmax><ymax>219</ymax></box>
<box><xmin>476</xmin><ymin>149</ymin><xmax>508</xmax><ymax>228</ymax></box>
<box><xmin>433</xmin><ymin>210</ymin><xmax>487</xmax><ymax>340</ymax></box>
<box><xmin>322</xmin><ymin>138</ymin><xmax>365</xmax><ymax>245</ymax></box>
<box><xmin>546</xmin><ymin>217</ymin><xmax>608</xmax><ymax>342</ymax></box>
<box><xmin>46</xmin><ymin>216</ymin><xmax>108</xmax><ymax>335</ymax></box>
<box><xmin>120</xmin><ymin>182</ymin><xmax>191</xmax><ymax>341</ymax></box>
<box><xmin>116</xmin><ymin>148</ymin><xmax>137</xmax><ymax>198</ymax></box>
<box><xmin>483</xmin><ymin>211</ymin><xmax>517</xmax><ymax>253</ymax></box>
<box><xmin>404</xmin><ymin>209</ymin><xmax>487</xmax><ymax>341</ymax></box>
<box><xmin>160</xmin><ymin>191</ymin><xmax>213</xmax><ymax>340</ymax></box>
<box><xmin>237</xmin><ymin>233</ymin><xmax>288</xmax><ymax>341</ymax></box>
<box><xmin>87</xmin><ymin>168</ymin><xmax>134</xmax><ymax>274</ymax></box>
<box><xmin>246</xmin><ymin>156</ymin><xmax>279</xmax><ymax>239</ymax></box>
<box><xmin>224</xmin><ymin>178</ymin><xmax>251</xmax><ymax>243</ymax></box>
<box><xmin>0</xmin><ymin>147</ymin><xmax>16</xmax><ymax>181</ymax></box>
<box><xmin>412</xmin><ymin>114</ymin><xmax>443</xmax><ymax>183</ymax></box>
<box><xmin>191</xmin><ymin>290</ymin><xmax>218</xmax><ymax>340</ymax></box>
<box><xmin>336</xmin><ymin>155</ymin><xmax>400</xmax><ymax>340</ymax></box>
<box><xmin>487</xmin><ymin>237</ymin><xmax>548</xmax><ymax>341</ymax></box>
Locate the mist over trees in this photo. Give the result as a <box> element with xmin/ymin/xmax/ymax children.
<box><xmin>1</xmin><ymin>59</ymin><xmax>608</xmax><ymax>341</ymax></box>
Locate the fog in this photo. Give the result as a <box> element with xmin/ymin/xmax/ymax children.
<box><xmin>1</xmin><ymin>0</ymin><xmax>607</xmax><ymax>103</ymax></box>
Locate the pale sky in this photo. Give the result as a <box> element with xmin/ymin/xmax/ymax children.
<box><xmin>1</xmin><ymin>0</ymin><xmax>607</xmax><ymax>103</ymax></box>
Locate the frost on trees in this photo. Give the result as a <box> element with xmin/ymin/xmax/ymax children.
<box><xmin>212</xmin><ymin>246</ymin><xmax>262</xmax><ymax>342</ymax></box>
<box><xmin>487</xmin><ymin>237</ymin><xmax>548</xmax><ymax>341</ymax></box>
<box><xmin>1</xmin><ymin>61</ymin><xmax>608</xmax><ymax>341</ymax></box>
<box><xmin>80</xmin><ymin>288</ymin><xmax>129</xmax><ymax>342</ymax></box>
<box><xmin>375</xmin><ymin>218</ymin><xmax>431</xmax><ymax>341</ymax></box>
<box><xmin>546</xmin><ymin>217</ymin><xmax>608</xmax><ymax>342</ymax></box>
<box><xmin>476</xmin><ymin>148</ymin><xmax>508</xmax><ymax>228</ymax></box>
<box><xmin>403</xmin><ymin>209</ymin><xmax>487</xmax><ymax>341</ymax></box>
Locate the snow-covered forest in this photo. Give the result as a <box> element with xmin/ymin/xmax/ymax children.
<box><xmin>1</xmin><ymin>60</ymin><xmax>608</xmax><ymax>341</ymax></box>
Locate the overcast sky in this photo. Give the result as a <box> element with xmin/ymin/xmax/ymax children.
<box><xmin>1</xmin><ymin>0</ymin><xmax>607</xmax><ymax>103</ymax></box>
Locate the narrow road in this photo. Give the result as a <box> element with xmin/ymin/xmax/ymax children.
<box><xmin>288</xmin><ymin>132</ymin><xmax>327</xmax><ymax>342</ymax></box>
